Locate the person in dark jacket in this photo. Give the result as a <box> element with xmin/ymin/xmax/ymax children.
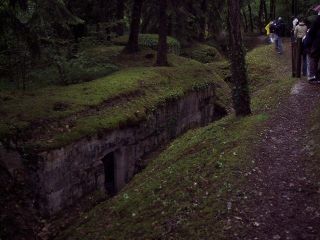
<box><xmin>307</xmin><ymin>13</ymin><xmax>320</xmax><ymax>82</ymax></box>
<box><xmin>273</xmin><ymin>17</ymin><xmax>286</xmax><ymax>54</ymax></box>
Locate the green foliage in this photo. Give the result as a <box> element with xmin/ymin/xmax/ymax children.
<box><xmin>113</xmin><ymin>34</ymin><xmax>181</xmax><ymax>55</ymax></box>
<box><xmin>0</xmin><ymin>45</ymin><xmax>122</xmax><ymax>89</ymax></box>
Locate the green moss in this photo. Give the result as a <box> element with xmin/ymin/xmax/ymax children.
<box><xmin>58</xmin><ymin>114</ymin><xmax>267</xmax><ymax>240</ymax></box>
<box><xmin>0</xmin><ymin>44</ymin><xmax>293</xmax><ymax>153</ymax></box>
<box><xmin>247</xmin><ymin>45</ymin><xmax>295</xmax><ymax>112</ymax></box>
<box><xmin>58</xmin><ymin>43</ymin><xmax>296</xmax><ymax>240</ymax></box>
<box><xmin>0</xmin><ymin>54</ymin><xmax>230</xmax><ymax>151</ymax></box>
<box><xmin>183</xmin><ymin>44</ymin><xmax>223</xmax><ymax>63</ymax></box>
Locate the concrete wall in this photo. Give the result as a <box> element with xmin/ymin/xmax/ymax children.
<box><xmin>0</xmin><ymin>85</ymin><xmax>227</xmax><ymax>216</ymax></box>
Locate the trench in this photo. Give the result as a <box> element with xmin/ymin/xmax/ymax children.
<box><xmin>0</xmin><ymin>84</ymin><xmax>228</xmax><ymax>220</ymax></box>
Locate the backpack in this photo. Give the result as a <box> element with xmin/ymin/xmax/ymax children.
<box><xmin>303</xmin><ymin>31</ymin><xmax>312</xmax><ymax>51</ymax></box>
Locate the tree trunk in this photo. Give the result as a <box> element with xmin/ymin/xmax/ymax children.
<box><xmin>227</xmin><ymin>0</ymin><xmax>251</xmax><ymax>117</ymax></box>
<box><xmin>242</xmin><ymin>10</ymin><xmax>248</xmax><ymax>32</ymax></box>
<box><xmin>116</xmin><ymin>0</ymin><xmax>125</xmax><ymax>36</ymax></box>
<box><xmin>99</xmin><ymin>0</ymin><xmax>106</xmax><ymax>22</ymax></box>
<box><xmin>198</xmin><ymin>0</ymin><xmax>208</xmax><ymax>42</ymax></box>
<box><xmin>263</xmin><ymin>0</ymin><xmax>268</xmax><ymax>24</ymax></box>
<box><xmin>156</xmin><ymin>0</ymin><xmax>168</xmax><ymax>66</ymax></box>
<box><xmin>258</xmin><ymin>0</ymin><xmax>264</xmax><ymax>33</ymax></box>
<box><xmin>292</xmin><ymin>0</ymin><xmax>297</xmax><ymax>16</ymax></box>
<box><xmin>125</xmin><ymin>0</ymin><xmax>143</xmax><ymax>53</ymax></box>
<box><xmin>141</xmin><ymin>12</ymin><xmax>152</xmax><ymax>33</ymax></box>
<box><xmin>248</xmin><ymin>3</ymin><xmax>254</xmax><ymax>32</ymax></box>
<box><xmin>270</xmin><ymin>0</ymin><xmax>276</xmax><ymax>20</ymax></box>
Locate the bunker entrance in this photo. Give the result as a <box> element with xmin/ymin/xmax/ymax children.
<box><xmin>102</xmin><ymin>152</ymin><xmax>116</xmax><ymax>196</ymax></box>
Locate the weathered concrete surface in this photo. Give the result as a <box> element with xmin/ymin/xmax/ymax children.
<box><xmin>0</xmin><ymin>85</ymin><xmax>227</xmax><ymax>216</ymax></box>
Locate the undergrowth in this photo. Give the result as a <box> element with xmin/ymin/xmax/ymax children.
<box><xmin>113</xmin><ymin>34</ymin><xmax>181</xmax><ymax>55</ymax></box>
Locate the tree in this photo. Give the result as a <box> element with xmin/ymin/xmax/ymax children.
<box><xmin>124</xmin><ymin>0</ymin><xmax>143</xmax><ymax>53</ymax></box>
<box><xmin>116</xmin><ymin>0</ymin><xmax>125</xmax><ymax>36</ymax></box>
<box><xmin>270</xmin><ymin>0</ymin><xmax>276</xmax><ymax>20</ymax></box>
<box><xmin>156</xmin><ymin>0</ymin><xmax>168</xmax><ymax>66</ymax></box>
<box><xmin>258</xmin><ymin>0</ymin><xmax>267</xmax><ymax>32</ymax></box>
<box><xmin>292</xmin><ymin>0</ymin><xmax>297</xmax><ymax>16</ymax></box>
<box><xmin>199</xmin><ymin>0</ymin><xmax>208</xmax><ymax>41</ymax></box>
<box><xmin>227</xmin><ymin>0</ymin><xmax>251</xmax><ymax>117</ymax></box>
<box><xmin>248</xmin><ymin>2</ymin><xmax>254</xmax><ymax>32</ymax></box>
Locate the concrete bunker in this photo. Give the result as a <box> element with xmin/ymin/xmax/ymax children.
<box><xmin>102</xmin><ymin>152</ymin><xmax>116</xmax><ymax>196</ymax></box>
<box><xmin>0</xmin><ymin>84</ymin><xmax>228</xmax><ymax>216</ymax></box>
<box><xmin>101</xmin><ymin>149</ymin><xmax>128</xmax><ymax>196</ymax></box>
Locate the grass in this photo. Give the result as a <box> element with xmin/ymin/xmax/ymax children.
<box><xmin>57</xmin><ymin>43</ymin><xmax>296</xmax><ymax>240</ymax></box>
<box><xmin>58</xmin><ymin>115</ymin><xmax>266</xmax><ymax>240</ymax></box>
<box><xmin>0</xmin><ymin>53</ymin><xmax>230</xmax><ymax>151</ymax></box>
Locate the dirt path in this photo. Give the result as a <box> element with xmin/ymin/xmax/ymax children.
<box><xmin>228</xmin><ymin>80</ymin><xmax>320</xmax><ymax>240</ymax></box>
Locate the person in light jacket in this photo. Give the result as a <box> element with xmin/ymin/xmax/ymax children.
<box><xmin>294</xmin><ymin>20</ymin><xmax>308</xmax><ymax>39</ymax></box>
<box><xmin>295</xmin><ymin>20</ymin><xmax>308</xmax><ymax>76</ymax></box>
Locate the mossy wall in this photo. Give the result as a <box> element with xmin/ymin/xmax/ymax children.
<box><xmin>1</xmin><ymin>85</ymin><xmax>226</xmax><ymax>216</ymax></box>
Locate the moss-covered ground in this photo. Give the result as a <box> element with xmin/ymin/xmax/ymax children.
<box><xmin>182</xmin><ymin>43</ymin><xmax>223</xmax><ymax>63</ymax></box>
<box><xmin>57</xmin><ymin>43</ymin><xmax>295</xmax><ymax>239</ymax></box>
<box><xmin>0</xmin><ymin>45</ymin><xmax>230</xmax><ymax>151</ymax></box>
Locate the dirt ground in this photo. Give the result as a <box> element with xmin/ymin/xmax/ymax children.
<box><xmin>227</xmin><ymin>73</ymin><xmax>320</xmax><ymax>238</ymax></box>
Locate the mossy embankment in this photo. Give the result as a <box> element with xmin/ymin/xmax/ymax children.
<box><xmin>0</xmin><ymin>45</ymin><xmax>230</xmax><ymax>152</ymax></box>
<box><xmin>57</xmin><ymin>43</ymin><xmax>295</xmax><ymax>239</ymax></box>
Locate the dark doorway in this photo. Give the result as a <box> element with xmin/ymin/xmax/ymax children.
<box><xmin>102</xmin><ymin>152</ymin><xmax>116</xmax><ymax>196</ymax></box>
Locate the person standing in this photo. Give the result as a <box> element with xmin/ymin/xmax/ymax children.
<box><xmin>306</xmin><ymin>13</ymin><xmax>320</xmax><ymax>82</ymax></box>
<box><xmin>274</xmin><ymin>17</ymin><xmax>286</xmax><ymax>54</ymax></box>
<box><xmin>265</xmin><ymin>21</ymin><xmax>275</xmax><ymax>43</ymax></box>
<box><xmin>292</xmin><ymin>17</ymin><xmax>299</xmax><ymax>42</ymax></box>
<box><xmin>294</xmin><ymin>19</ymin><xmax>308</xmax><ymax>76</ymax></box>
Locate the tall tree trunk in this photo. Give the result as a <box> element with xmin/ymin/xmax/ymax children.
<box><xmin>263</xmin><ymin>0</ymin><xmax>268</xmax><ymax>24</ymax></box>
<box><xmin>270</xmin><ymin>0</ymin><xmax>276</xmax><ymax>20</ymax></box>
<box><xmin>248</xmin><ymin>3</ymin><xmax>254</xmax><ymax>32</ymax></box>
<box><xmin>116</xmin><ymin>0</ymin><xmax>125</xmax><ymax>36</ymax></box>
<box><xmin>99</xmin><ymin>0</ymin><xmax>106</xmax><ymax>22</ymax></box>
<box><xmin>292</xmin><ymin>0</ymin><xmax>297</xmax><ymax>16</ymax></box>
<box><xmin>156</xmin><ymin>0</ymin><xmax>168</xmax><ymax>66</ymax></box>
<box><xmin>242</xmin><ymin>10</ymin><xmax>248</xmax><ymax>33</ymax></box>
<box><xmin>227</xmin><ymin>0</ymin><xmax>251</xmax><ymax>117</ymax></box>
<box><xmin>125</xmin><ymin>0</ymin><xmax>143</xmax><ymax>53</ymax></box>
<box><xmin>258</xmin><ymin>0</ymin><xmax>265</xmax><ymax>33</ymax></box>
<box><xmin>199</xmin><ymin>0</ymin><xmax>208</xmax><ymax>42</ymax></box>
<box><xmin>141</xmin><ymin>12</ymin><xmax>152</xmax><ymax>33</ymax></box>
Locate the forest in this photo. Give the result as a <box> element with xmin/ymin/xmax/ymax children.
<box><xmin>0</xmin><ymin>0</ymin><xmax>318</xmax><ymax>90</ymax></box>
<box><xmin>1</xmin><ymin>0</ymin><xmax>320</xmax><ymax>240</ymax></box>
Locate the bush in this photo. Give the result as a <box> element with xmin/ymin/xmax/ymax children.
<box><xmin>183</xmin><ymin>44</ymin><xmax>223</xmax><ymax>63</ymax></box>
<box><xmin>113</xmin><ymin>34</ymin><xmax>181</xmax><ymax>55</ymax></box>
